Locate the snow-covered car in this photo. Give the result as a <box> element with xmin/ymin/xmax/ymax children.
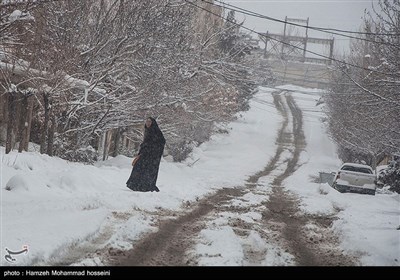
<box><xmin>332</xmin><ymin>163</ymin><xmax>376</xmax><ymax>195</ymax></box>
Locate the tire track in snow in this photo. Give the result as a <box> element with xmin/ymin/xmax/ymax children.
<box><xmin>259</xmin><ymin>92</ymin><xmax>357</xmax><ymax>266</ymax></box>
<box><xmin>111</xmin><ymin>188</ymin><xmax>246</xmax><ymax>266</ymax></box>
<box><xmin>247</xmin><ymin>90</ymin><xmax>289</xmax><ymax>185</ymax></box>
<box><xmin>104</xmin><ymin>88</ymin><xmax>357</xmax><ymax>266</ymax></box>
<box><xmin>108</xmin><ymin>89</ymin><xmax>289</xmax><ymax>266</ymax></box>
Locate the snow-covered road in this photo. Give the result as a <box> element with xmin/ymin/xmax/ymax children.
<box><xmin>1</xmin><ymin>85</ymin><xmax>399</xmax><ymax>266</ymax></box>
<box><xmin>112</xmin><ymin>89</ymin><xmax>355</xmax><ymax>266</ymax></box>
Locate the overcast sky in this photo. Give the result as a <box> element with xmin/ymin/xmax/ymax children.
<box><xmin>223</xmin><ymin>0</ymin><xmax>380</xmax><ymax>55</ymax></box>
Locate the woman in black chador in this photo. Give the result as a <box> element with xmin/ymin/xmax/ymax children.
<box><xmin>126</xmin><ymin>117</ymin><xmax>166</xmax><ymax>192</ymax></box>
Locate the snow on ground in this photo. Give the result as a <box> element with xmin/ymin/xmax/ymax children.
<box><xmin>1</xmin><ymin>85</ymin><xmax>398</xmax><ymax>266</ymax></box>
<box><xmin>195</xmin><ymin>226</ymin><xmax>244</xmax><ymax>266</ymax></box>
<box><xmin>1</xmin><ymin>87</ymin><xmax>281</xmax><ymax>266</ymax></box>
<box><xmin>278</xmin><ymin>84</ymin><xmax>400</xmax><ymax>266</ymax></box>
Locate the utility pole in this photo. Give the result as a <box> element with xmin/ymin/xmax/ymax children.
<box><xmin>302</xmin><ymin>17</ymin><xmax>309</xmax><ymax>62</ymax></box>
<box><xmin>281</xmin><ymin>16</ymin><xmax>287</xmax><ymax>58</ymax></box>
<box><xmin>264</xmin><ymin>31</ymin><xmax>269</xmax><ymax>58</ymax></box>
<box><xmin>329</xmin><ymin>39</ymin><xmax>335</xmax><ymax>65</ymax></box>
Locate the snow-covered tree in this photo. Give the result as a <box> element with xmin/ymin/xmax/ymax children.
<box><xmin>1</xmin><ymin>0</ymin><xmax>260</xmax><ymax>162</ymax></box>
<box><xmin>377</xmin><ymin>154</ymin><xmax>400</xmax><ymax>193</ymax></box>
<box><xmin>326</xmin><ymin>0</ymin><xmax>400</xmax><ymax>170</ymax></box>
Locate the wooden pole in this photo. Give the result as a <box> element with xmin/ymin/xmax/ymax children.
<box><xmin>329</xmin><ymin>38</ymin><xmax>334</xmax><ymax>65</ymax></box>
<box><xmin>23</xmin><ymin>95</ymin><xmax>34</xmax><ymax>151</ymax></box>
<box><xmin>40</xmin><ymin>93</ymin><xmax>49</xmax><ymax>154</ymax></box>
<box><xmin>47</xmin><ymin>113</ymin><xmax>55</xmax><ymax>156</ymax></box>
<box><xmin>18</xmin><ymin>94</ymin><xmax>28</xmax><ymax>153</ymax></box>
<box><xmin>264</xmin><ymin>32</ymin><xmax>269</xmax><ymax>58</ymax></box>
<box><xmin>303</xmin><ymin>17</ymin><xmax>309</xmax><ymax>61</ymax></box>
<box><xmin>281</xmin><ymin>16</ymin><xmax>287</xmax><ymax>57</ymax></box>
<box><xmin>5</xmin><ymin>92</ymin><xmax>15</xmax><ymax>154</ymax></box>
<box><xmin>112</xmin><ymin>127</ymin><xmax>121</xmax><ymax>157</ymax></box>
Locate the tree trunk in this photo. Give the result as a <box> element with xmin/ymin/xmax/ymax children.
<box><xmin>18</xmin><ymin>94</ymin><xmax>28</xmax><ymax>153</ymax></box>
<box><xmin>47</xmin><ymin>113</ymin><xmax>56</xmax><ymax>156</ymax></box>
<box><xmin>6</xmin><ymin>92</ymin><xmax>16</xmax><ymax>154</ymax></box>
<box><xmin>106</xmin><ymin>130</ymin><xmax>113</xmax><ymax>160</ymax></box>
<box><xmin>23</xmin><ymin>95</ymin><xmax>34</xmax><ymax>151</ymax></box>
<box><xmin>40</xmin><ymin>93</ymin><xmax>49</xmax><ymax>154</ymax></box>
<box><xmin>97</xmin><ymin>132</ymin><xmax>105</xmax><ymax>161</ymax></box>
<box><xmin>0</xmin><ymin>92</ymin><xmax>6</xmax><ymax>144</ymax></box>
<box><xmin>371</xmin><ymin>154</ymin><xmax>377</xmax><ymax>171</ymax></box>
<box><xmin>0</xmin><ymin>93</ymin><xmax>5</xmax><ymax>125</ymax></box>
<box><xmin>112</xmin><ymin>128</ymin><xmax>121</xmax><ymax>157</ymax></box>
<box><xmin>3</xmin><ymin>93</ymin><xmax>9</xmax><ymax>149</ymax></box>
<box><xmin>103</xmin><ymin>130</ymin><xmax>112</xmax><ymax>161</ymax></box>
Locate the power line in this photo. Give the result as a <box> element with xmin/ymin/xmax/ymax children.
<box><xmin>0</xmin><ymin>0</ymin><xmax>67</xmax><ymax>7</ymax></box>
<box><xmin>185</xmin><ymin>0</ymin><xmax>398</xmax><ymax>77</ymax></box>
<box><xmin>212</xmin><ymin>0</ymin><xmax>399</xmax><ymax>37</ymax></box>
<box><xmin>206</xmin><ymin>0</ymin><xmax>400</xmax><ymax>48</ymax></box>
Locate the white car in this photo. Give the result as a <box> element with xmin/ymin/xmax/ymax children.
<box><xmin>332</xmin><ymin>163</ymin><xmax>376</xmax><ymax>195</ymax></box>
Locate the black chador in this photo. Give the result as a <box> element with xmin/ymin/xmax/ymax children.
<box><xmin>126</xmin><ymin>117</ymin><xmax>166</xmax><ymax>192</ymax></box>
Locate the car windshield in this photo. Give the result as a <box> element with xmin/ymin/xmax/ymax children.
<box><xmin>341</xmin><ymin>165</ymin><xmax>373</xmax><ymax>174</ymax></box>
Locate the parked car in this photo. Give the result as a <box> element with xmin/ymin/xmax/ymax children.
<box><xmin>332</xmin><ymin>163</ymin><xmax>376</xmax><ymax>195</ymax></box>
